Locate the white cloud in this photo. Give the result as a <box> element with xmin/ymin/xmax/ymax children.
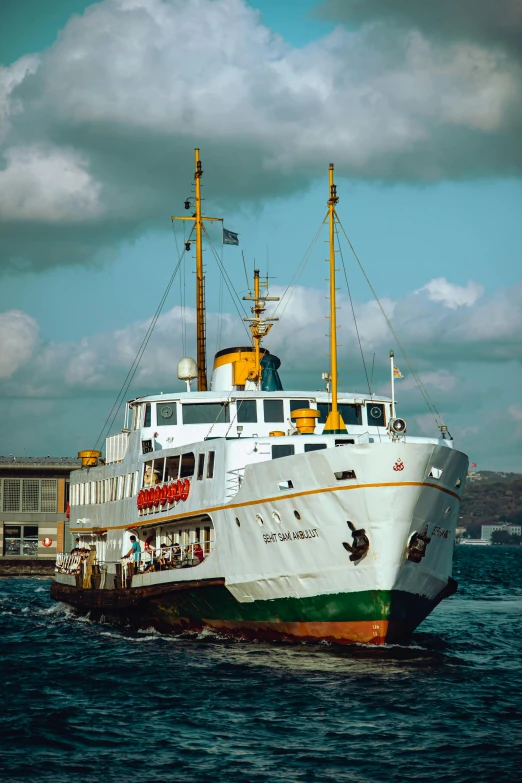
<box><xmin>0</xmin><ymin>0</ymin><xmax>521</xmax><ymax>268</ymax></box>
<box><xmin>0</xmin><ymin>310</ymin><xmax>39</xmax><ymax>379</ymax></box>
<box><xmin>416</xmin><ymin>277</ymin><xmax>484</xmax><ymax>309</ymax></box>
<box><xmin>0</xmin><ymin>146</ymin><xmax>102</xmax><ymax>222</ymax></box>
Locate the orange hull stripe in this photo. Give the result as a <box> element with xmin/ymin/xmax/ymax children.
<box><xmin>79</xmin><ymin>480</ymin><xmax>461</xmax><ymax>532</ymax></box>
<box><xmin>204</xmin><ymin>618</ymin><xmax>389</xmax><ymax>645</ymax></box>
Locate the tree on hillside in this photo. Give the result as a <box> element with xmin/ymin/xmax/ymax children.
<box><xmin>491</xmin><ymin>530</ymin><xmax>511</xmax><ymax>544</ymax></box>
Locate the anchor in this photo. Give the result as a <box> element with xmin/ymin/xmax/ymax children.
<box><xmin>342</xmin><ymin>521</ymin><xmax>370</xmax><ymax>562</ymax></box>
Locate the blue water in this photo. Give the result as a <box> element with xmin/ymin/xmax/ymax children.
<box><xmin>1</xmin><ymin>547</ymin><xmax>521</xmax><ymax>783</ymax></box>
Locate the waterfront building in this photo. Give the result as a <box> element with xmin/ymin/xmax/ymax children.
<box><xmin>480</xmin><ymin>522</ymin><xmax>521</xmax><ymax>541</ymax></box>
<box><xmin>0</xmin><ymin>457</ymin><xmax>81</xmax><ymax>573</ymax></box>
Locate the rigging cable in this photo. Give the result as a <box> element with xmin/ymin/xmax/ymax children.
<box><xmin>335</xmin><ymin>227</ymin><xmax>373</xmax><ymax>398</ymax></box>
<box><xmin>335</xmin><ymin>213</ymin><xmax>445</xmax><ymax>431</ymax></box>
<box><xmin>91</xmin><ymin>230</ymin><xmax>193</xmax><ymax>452</ymax></box>
<box><xmin>272</xmin><ymin>215</ymin><xmax>327</xmax><ymax>321</ymax></box>
<box><xmin>202</xmin><ymin>224</ymin><xmax>251</xmax><ymax>340</ymax></box>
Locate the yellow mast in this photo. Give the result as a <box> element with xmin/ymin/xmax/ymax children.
<box><xmin>243</xmin><ymin>269</ymin><xmax>279</xmax><ymax>387</ymax></box>
<box><xmin>172</xmin><ymin>149</ymin><xmax>222</xmax><ymax>392</ymax></box>
<box><xmin>194</xmin><ymin>149</ymin><xmax>206</xmax><ymax>391</ymax></box>
<box><xmin>323</xmin><ymin>163</ymin><xmax>346</xmax><ymax>434</ymax></box>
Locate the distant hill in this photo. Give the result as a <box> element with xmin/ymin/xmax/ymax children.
<box><xmin>466</xmin><ymin>471</ymin><xmax>522</xmax><ymax>484</ymax></box>
<box><xmin>459</xmin><ymin>474</ymin><xmax>522</xmax><ymax>536</ymax></box>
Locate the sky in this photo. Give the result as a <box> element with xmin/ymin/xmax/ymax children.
<box><xmin>0</xmin><ymin>0</ymin><xmax>521</xmax><ymax>469</ymax></box>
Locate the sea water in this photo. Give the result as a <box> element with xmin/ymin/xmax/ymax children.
<box><xmin>0</xmin><ymin>546</ymin><xmax>521</xmax><ymax>783</ymax></box>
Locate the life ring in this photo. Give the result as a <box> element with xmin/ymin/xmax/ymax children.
<box><xmin>159</xmin><ymin>484</ymin><xmax>168</xmax><ymax>505</ymax></box>
<box><xmin>146</xmin><ymin>488</ymin><xmax>154</xmax><ymax>508</ymax></box>
<box><xmin>65</xmin><ymin>502</ymin><xmax>71</xmax><ymax>519</ymax></box>
<box><xmin>145</xmin><ymin>536</ymin><xmax>154</xmax><ymax>551</ymax></box>
<box><xmin>167</xmin><ymin>482</ymin><xmax>176</xmax><ymax>503</ymax></box>
<box><xmin>137</xmin><ymin>489</ymin><xmax>145</xmax><ymax>509</ymax></box>
<box><xmin>174</xmin><ymin>479</ymin><xmax>182</xmax><ymax>501</ymax></box>
<box><xmin>153</xmin><ymin>486</ymin><xmax>161</xmax><ymax>507</ymax></box>
<box><xmin>180</xmin><ymin>478</ymin><xmax>190</xmax><ymax>502</ymax></box>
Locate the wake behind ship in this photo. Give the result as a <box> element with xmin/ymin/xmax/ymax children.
<box><xmin>51</xmin><ymin>152</ymin><xmax>467</xmax><ymax>644</ymax></box>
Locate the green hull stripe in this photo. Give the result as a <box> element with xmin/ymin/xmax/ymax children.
<box><xmin>148</xmin><ymin>586</ymin><xmax>433</xmax><ymax>627</ymax></box>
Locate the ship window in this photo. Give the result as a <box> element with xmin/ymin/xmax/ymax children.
<box><xmin>317</xmin><ymin>403</ymin><xmax>362</xmax><ymax>425</ymax></box>
<box><xmin>165</xmin><ymin>456</ymin><xmax>180</xmax><ymax>481</ymax></box>
<box><xmin>207</xmin><ymin>451</ymin><xmax>215</xmax><ymax>479</ymax></box>
<box><xmin>263</xmin><ymin>399</ymin><xmax>284</xmax><ymax>422</ymax></box>
<box><xmin>157</xmin><ymin>402</ymin><xmax>177</xmax><ymax>426</ymax></box>
<box><xmin>182</xmin><ymin>403</ymin><xmax>230</xmax><ymax>425</ymax></box>
<box><xmin>290</xmin><ymin>400</ymin><xmax>312</xmax><ymax>419</ymax></box>
<box><xmin>366</xmin><ymin>403</ymin><xmax>385</xmax><ymax>427</ymax></box>
<box><xmin>304</xmin><ymin>443</ymin><xmax>327</xmax><ymax>452</ymax></box>
<box><xmin>272</xmin><ymin>444</ymin><xmax>295</xmax><ymax>459</ymax></box>
<box><xmin>144</xmin><ymin>404</ymin><xmax>151</xmax><ymax>427</ymax></box>
<box><xmin>197</xmin><ymin>454</ymin><xmax>205</xmax><ymax>480</ymax></box>
<box><xmin>335</xmin><ymin>439</ymin><xmax>355</xmax><ymax>446</ymax></box>
<box><xmin>237</xmin><ymin>399</ymin><xmax>257</xmax><ymax>423</ymax></box>
<box><xmin>334</xmin><ymin>470</ymin><xmax>357</xmax><ymax>480</ymax></box>
<box><xmin>4</xmin><ymin>525</ymin><xmax>38</xmax><ymax>557</ymax></box>
<box><xmin>180</xmin><ymin>452</ymin><xmax>195</xmax><ymax>478</ymax></box>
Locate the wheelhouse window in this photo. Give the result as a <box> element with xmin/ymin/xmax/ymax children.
<box><xmin>197</xmin><ymin>454</ymin><xmax>205</xmax><ymax>481</ymax></box>
<box><xmin>290</xmin><ymin>400</ymin><xmax>312</xmax><ymax>419</ymax></box>
<box><xmin>366</xmin><ymin>403</ymin><xmax>386</xmax><ymax>427</ymax></box>
<box><xmin>4</xmin><ymin>525</ymin><xmax>38</xmax><ymax>556</ymax></box>
<box><xmin>165</xmin><ymin>456</ymin><xmax>180</xmax><ymax>481</ymax></box>
<box><xmin>263</xmin><ymin>399</ymin><xmax>284</xmax><ymax>423</ymax></box>
<box><xmin>317</xmin><ymin>403</ymin><xmax>362</xmax><ymax>426</ymax></box>
<box><xmin>236</xmin><ymin>399</ymin><xmax>257</xmax><ymax>423</ymax></box>
<box><xmin>207</xmin><ymin>451</ymin><xmax>215</xmax><ymax>479</ymax></box>
<box><xmin>144</xmin><ymin>404</ymin><xmax>151</xmax><ymax>427</ymax></box>
<box><xmin>157</xmin><ymin>402</ymin><xmax>177</xmax><ymax>426</ymax></box>
<box><xmin>180</xmin><ymin>452</ymin><xmax>195</xmax><ymax>478</ymax></box>
<box><xmin>182</xmin><ymin>403</ymin><xmax>230</xmax><ymax>424</ymax></box>
<box><xmin>272</xmin><ymin>444</ymin><xmax>295</xmax><ymax>459</ymax></box>
<box><xmin>304</xmin><ymin>443</ymin><xmax>327</xmax><ymax>452</ymax></box>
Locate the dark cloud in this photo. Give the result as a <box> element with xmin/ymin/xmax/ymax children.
<box><xmin>0</xmin><ymin>0</ymin><xmax>521</xmax><ymax>273</ymax></box>
<box><xmin>316</xmin><ymin>0</ymin><xmax>522</xmax><ymax>56</ymax></box>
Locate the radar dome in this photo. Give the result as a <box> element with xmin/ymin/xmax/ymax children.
<box><xmin>177</xmin><ymin>357</ymin><xmax>197</xmax><ymax>381</ymax></box>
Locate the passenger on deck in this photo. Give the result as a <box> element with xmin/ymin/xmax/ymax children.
<box><xmin>171</xmin><ymin>544</ymin><xmax>182</xmax><ymax>566</ymax></box>
<box><xmin>123</xmin><ymin>535</ymin><xmax>141</xmax><ymax>575</ymax></box>
<box><xmin>193</xmin><ymin>543</ymin><xmax>204</xmax><ymax>563</ymax></box>
<box><xmin>144</xmin><ymin>467</ymin><xmax>161</xmax><ymax>486</ymax></box>
<box><xmin>181</xmin><ymin>546</ymin><xmax>200</xmax><ymax>568</ymax></box>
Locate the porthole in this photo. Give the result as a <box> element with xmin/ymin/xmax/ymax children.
<box><xmin>294</xmin><ymin>510</ymin><xmax>301</xmax><ymax>520</ymax></box>
<box><xmin>444</xmin><ymin>507</ymin><xmax>451</xmax><ymax>517</ymax></box>
<box><xmin>455</xmin><ymin>478</ymin><xmax>462</xmax><ymax>488</ymax></box>
<box><xmin>255</xmin><ymin>514</ymin><xmax>264</xmax><ymax>527</ymax></box>
<box><xmin>272</xmin><ymin>511</ymin><xmax>281</xmax><ymax>524</ymax></box>
<box><xmin>235</xmin><ymin>517</ymin><xmax>241</xmax><ymax>527</ymax></box>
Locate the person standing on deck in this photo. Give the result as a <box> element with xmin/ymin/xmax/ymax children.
<box><xmin>123</xmin><ymin>535</ymin><xmax>141</xmax><ymax>575</ymax></box>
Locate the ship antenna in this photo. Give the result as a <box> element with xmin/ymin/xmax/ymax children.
<box><xmin>323</xmin><ymin>163</ymin><xmax>347</xmax><ymax>434</ymax></box>
<box><xmin>172</xmin><ymin>149</ymin><xmax>223</xmax><ymax>392</ymax></box>
<box><xmin>243</xmin><ymin>268</ymin><xmax>279</xmax><ymax>388</ymax></box>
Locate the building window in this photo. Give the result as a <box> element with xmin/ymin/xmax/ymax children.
<box><xmin>263</xmin><ymin>399</ymin><xmax>284</xmax><ymax>423</ymax></box>
<box><xmin>236</xmin><ymin>399</ymin><xmax>257</xmax><ymax>423</ymax></box>
<box><xmin>4</xmin><ymin>525</ymin><xmax>39</xmax><ymax>556</ymax></box>
<box><xmin>272</xmin><ymin>444</ymin><xmax>295</xmax><ymax>459</ymax></box>
<box><xmin>157</xmin><ymin>403</ymin><xmax>178</xmax><ymax>426</ymax></box>
<box><xmin>0</xmin><ymin>479</ymin><xmax>57</xmax><ymax>513</ymax></box>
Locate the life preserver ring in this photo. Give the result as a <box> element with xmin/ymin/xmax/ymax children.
<box><xmin>137</xmin><ymin>489</ymin><xmax>145</xmax><ymax>509</ymax></box>
<box><xmin>42</xmin><ymin>537</ymin><xmax>52</xmax><ymax>547</ymax></box>
<box><xmin>144</xmin><ymin>536</ymin><xmax>154</xmax><ymax>551</ymax></box>
<box><xmin>180</xmin><ymin>478</ymin><xmax>190</xmax><ymax>502</ymax></box>
<box><xmin>174</xmin><ymin>479</ymin><xmax>182</xmax><ymax>501</ymax></box>
<box><xmin>167</xmin><ymin>482</ymin><xmax>176</xmax><ymax>503</ymax></box>
<box><xmin>146</xmin><ymin>488</ymin><xmax>154</xmax><ymax>508</ymax></box>
<box><xmin>159</xmin><ymin>484</ymin><xmax>168</xmax><ymax>505</ymax></box>
<box><xmin>153</xmin><ymin>486</ymin><xmax>161</xmax><ymax>507</ymax></box>
<box><xmin>65</xmin><ymin>502</ymin><xmax>71</xmax><ymax>519</ymax></box>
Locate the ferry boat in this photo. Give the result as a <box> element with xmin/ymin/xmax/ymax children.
<box><xmin>51</xmin><ymin>151</ymin><xmax>468</xmax><ymax>644</ymax></box>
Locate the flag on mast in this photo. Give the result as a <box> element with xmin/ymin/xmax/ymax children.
<box><xmin>393</xmin><ymin>366</ymin><xmax>404</xmax><ymax>379</ymax></box>
<box><xmin>223</xmin><ymin>227</ymin><xmax>239</xmax><ymax>246</ymax></box>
